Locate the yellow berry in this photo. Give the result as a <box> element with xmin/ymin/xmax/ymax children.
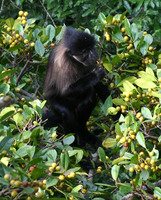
<box><xmin>150</xmin><ymin>159</ymin><xmax>155</xmax><ymax>165</ymax></box>
<box><xmin>11</xmin><ymin>190</ymin><xmax>18</xmax><ymax>197</ymax></box>
<box><xmin>129</xmin><ymin>167</ymin><xmax>134</xmax><ymax>172</ymax></box>
<box><xmin>149</xmin><ymin>151</ymin><xmax>154</xmax><ymax>157</ymax></box>
<box><xmin>36</xmin><ymin>192</ymin><xmax>44</xmax><ymax>198</ymax></box>
<box><xmin>30</xmin><ymin>42</ymin><xmax>35</xmax><ymax>47</ymax></box>
<box><xmin>24</xmin><ymin>39</ymin><xmax>29</xmax><ymax>44</ymax></box>
<box><xmin>7</xmin><ymin>27</ymin><xmax>11</xmax><ymax>32</ymax></box>
<box><xmin>81</xmin><ymin>189</ymin><xmax>87</xmax><ymax>194</ymax></box>
<box><xmin>55</xmin><ymin>166</ymin><xmax>61</xmax><ymax>171</ymax></box>
<box><xmin>4</xmin><ymin>174</ymin><xmax>10</xmax><ymax>180</ymax></box>
<box><xmin>19</xmin><ymin>10</ymin><xmax>24</xmax><ymax>16</ymax></box>
<box><xmin>69</xmin><ymin>172</ymin><xmax>75</xmax><ymax>178</ymax></box>
<box><xmin>121</xmin><ymin>27</ymin><xmax>125</xmax><ymax>32</ymax></box>
<box><xmin>58</xmin><ymin>175</ymin><xmax>65</xmax><ymax>181</ymax></box>
<box><xmin>144</xmin><ymin>165</ymin><xmax>149</xmax><ymax>170</ymax></box>
<box><xmin>14</xmin><ymin>180</ymin><xmax>22</xmax><ymax>187</ymax></box>
<box><xmin>22</xmin><ymin>20</ymin><xmax>27</xmax><ymax>25</ymax></box>
<box><xmin>140</xmin><ymin>163</ymin><xmax>145</xmax><ymax>168</ymax></box>
<box><xmin>110</xmin><ymin>83</ymin><xmax>115</xmax><ymax>88</ymax></box>
<box><xmin>120</xmin><ymin>137</ymin><xmax>126</xmax><ymax>143</ymax></box>
<box><xmin>51</xmin><ymin>162</ymin><xmax>57</xmax><ymax>168</ymax></box>
<box><xmin>24</xmin><ymin>12</ymin><xmax>29</xmax><ymax>17</ymax></box>
<box><xmin>124</xmin><ymin>36</ymin><xmax>129</xmax><ymax>42</ymax></box>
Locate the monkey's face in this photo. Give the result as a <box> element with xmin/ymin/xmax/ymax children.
<box><xmin>67</xmin><ymin>48</ymin><xmax>99</xmax><ymax>66</ymax></box>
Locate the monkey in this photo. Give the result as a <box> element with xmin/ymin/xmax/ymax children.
<box><xmin>43</xmin><ymin>27</ymin><xmax>111</xmax><ymax>148</ymax></box>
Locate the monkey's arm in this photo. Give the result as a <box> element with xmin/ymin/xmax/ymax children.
<box><xmin>94</xmin><ymin>82</ymin><xmax>110</xmax><ymax>103</ymax></box>
<box><xmin>64</xmin><ymin>68</ymin><xmax>105</xmax><ymax>96</ymax></box>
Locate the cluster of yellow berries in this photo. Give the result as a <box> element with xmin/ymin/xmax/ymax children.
<box><xmin>129</xmin><ymin>151</ymin><xmax>158</xmax><ymax>173</ymax></box>
<box><xmin>49</xmin><ymin>162</ymin><xmax>76</xmax><ymax>181</ymax></box>
<box><xmin>3</xmin><ymin>174</ymin><xmax>45</xmax><ymax>198</ymax></box>
<box><xmin>122</xmin><ymin>91</ymin><xmax>133</xmax><ymax>102</ymax></box>
<box><xmin>17</xmin><ymin>10</ymin><xmax>28</xmax><ymax>25</ymax></box>
<box><xmin>104</xmin><ymin>32</ymin><xmax>111</xmax><ymax>41</ymax></box>
<box><xmin>117</xmin><ymin>127</ymin><xmax>138</xmax><ymax>145</ymax></box>
<box><xmin>0</xmin><ymin>11</ymin><xmax>35</xmax><ymax>49</ymax></box>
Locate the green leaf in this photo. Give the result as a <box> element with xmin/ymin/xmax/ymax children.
<box><xmin>138</xmin><ymin>71</ymin><xmax>157</xmax><ymax>82</ymax></box>
<box><xmin>8</xmin><ymin>45</ymin><xmax>23</xmax><ymax>52</ymax></box>
<box><xmin>115</xmin><ymin>123</ymin><xmax>122</xmax><ymax>136</ymax></box>
<box><xmin>140</xmin><ymin>170</ymin><xmax>149</xmax><ymax>180</ymax></box>
<box><xmin>82</xmin><ymin>8</ymin><xmax>93</xmax><ymax>17</ymax></box>
<box><xmin>98</xmin><ymin>13</ymin><xmax>106</xmax><ymax>23</ymax></box>
<box><xmin>0</xmin><ymin>136</ymin><xmax>14</xmax><ymax>152</ymax></box>
<box><xmin>46</xmin><ymin>149</ymin><xmax>57</xmax><ymax>162</ymax></box>
<box><xmin>76</xmin><ymin>150</ymin><xmax>83</xmax><ymax>163</ymax></box>
<box><xmin>0</xmin><ymin>177</ymin><xmax>10</xmax><ymax>186</ymax></box>
<box><xmin>101</xmin><ymin>95</ymin><xmax>112</xmax><ymax>115</ymax></box>
<box><xmin>112</xmin><ymin>32</ymin><xmax>124</xmax><ymax>42</ymax></box>
<box><xmin>154</xmin><ymin>187</ymin><xmax>161</xmax><ymax>198</ymax></box>
<box><xmin>60</xmin><ymin>150</ymin><xmax>69</xmax><ymax>170</ymax></box>
<box><xmin>136</xmin><ymin>132</ymin><xmax>146</xmax><ymax>148</ymax></box>
<box><xmin>111</xmin><ymin>165</ymin><xmax>120</xmax><ymax>181</ymax></box>
<box><xmin>112</xmin><ymin>157</ymin><xmax>125</xmax><ymax>165</ymax></box>
<box><xmin>0</xmin><ymin>106</ymin><xmax>15</xmax><ymax>121</ymax></box>
<box><xmin>40</xmin><ymin>35</ymin><xmax>49</xmax><ymax>44</ymax></box>
<box><xmin>13</xmin><ymin>113</ymin><xmax>23</xmax><ymax>125</ymax></box>
<box><xmin>112</xmin><ymin>98</ymin><xmax>127</xmax><ymax>106</ymax></box>
<box><xmin>6</xmin><ymin>18</ymin><xmax>14</xmax><ymax>28</ymax></box>
<box><xmin>14</xmin><ymin>145</ymin><xmax>33</xmax><ymax>158</ymax></box>
<box><xmin>102</xmin><ymin>138</ymin><xmax>116</xmax><ymax>148</ymax></box>
<box><xmin>123</xmin><ymin>80</ymin><xmax>136</xmax><ymax>92</ymax></box>
<box><xmin>141</xmin><ymin>107</ymin><xmax>152</xmax><ymax>119</ymax></box>
<box><xmin>106</xmin><ymin>15</ymin><xmax>113</xmax><ymax>24</ymax></box>
<box><xmin>14</xmin><ymin>19</ymin><xmax>22</xmax><ymax>29</ymax></box>
<box><xmin>34</xmin><ymin>40</ymin><xmax>45</xmax><ymax>56</ymax></box>
<box><xmin>103</xmin><ymin>62</ymin><xmax>112</xmax><ymax>72</ymax></box>
<box><xmin>63</xmin><ymin>135</ymin><xmax>75</xmax><ymax>145</ymax></box>
<box><xmin>98</xmin><ymin>147</ymin><xmax>106</xmax><ymax>162</ymax></box>
<box><xmin>46</xmin><ymin>25</ymin><xmax>55</xmax><ymax>41</ymax></box>
<box><xmin>144</xmin><ymin>34</ymin><xmax>153</xmax><ymax>45</ymax></box>
<box><xmin>46</xmin><ymin>177</ymin><xmax>58</xmax><ymax>188</ymax></box>
<box><xmin>134</xmin><ymin>78</ymin><xmax>156</xmax><ymax>88</ymax></box>
<box><xmin>140</xmin><ymin>42</ymin><xmax>148</xmax><ymax>55</ymax></box>
<box><xmin>124</xmin><ymin>18</ymin><xmax>131</xmax><ymax>36</ymax></box>
<box><xmin>0</xmin><ymin>83</ymin><xmax>10</xmax><ymax>94</ymax></box>
<box><xmin>112</xmin><ymin>54</ymin><xmax>123</xmax><ymax>65</ymax></box>
<box><xmin>21</xmin><ymin>187</ymin><xmax>34</xmax><ymax>194</ymax></box>
<box><xmin>26</xmin><ymin>146</ymin><xmax>35</xmax><ymax>159</ymax></box>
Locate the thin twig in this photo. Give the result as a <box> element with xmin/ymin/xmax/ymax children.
<box><xmin>39</xmin><ymin>0</ymin><xmax>57</xmax><ymax>28</ymax></box>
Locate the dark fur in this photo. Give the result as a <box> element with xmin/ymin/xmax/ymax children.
<box><xmin>43</xmin><ymin>28</ymin><xmax>110</xmax><ymax>147</ymax></box>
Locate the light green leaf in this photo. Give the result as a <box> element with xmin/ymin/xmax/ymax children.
<box><xmin>144</xmin><ymin>34</ymin><xmax>153</xmax><ymax>45</ymax></box>
<box><xmin>111</xmin><ymin>165</ymin><xmax>120</xmax><ymax>181</ymax></box>
<box><xmin>102</xmin><ymin>138</ymin><xmax>116</xmax><ymax>148</ymax></box>
<box><xmin>138</xmin><ymin>71</ymin><xmax>157</xmax><ymax>82</ymax></box>
<box><xmin>141</xmin><ymin>107</ymin><xmax>152</xmax><ymax>119</ymax></box>
<box><xmin>123</xmin><ymin>80</ymin><xmax>136</xmax><ymax>92</ymax></box>
<box><xmin>98</xmin><ymin>147</ymin><xmax>106</xmax><ymax>163</ymax></box>
<box><xmin>154</xmin><ymin>187</ymin><xmax>161</xmax><ymax>198</ymax></box>
<box><xmin>34</xmin><ymin>40</ymin><xmax>45</xmax><ymax>56</ymax></box>
<box><xmin>46</xmin><ymin>25</ymin><xmax>55</xmax><ymax>41</ymax></box>
<box><xmin>134</xmin><ymin>78</ymin><xmax>156</xmax><ymax>88</ymax></box>
<box><xmin>136</xmin><ymin>132</ymin><xmax>146</xmax><ymax>148</ymax></box>
<box><xmin>13</xmin><ymin>113</ymin><xmax>23</xmax><ymax>125</ymax></box>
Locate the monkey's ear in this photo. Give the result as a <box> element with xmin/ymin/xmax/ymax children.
<box><xmin>67</xmin><ymin>49</ymin><xmax>73</xmax><ymax>56</ymax></box>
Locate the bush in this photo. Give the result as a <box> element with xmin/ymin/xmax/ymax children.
<box><xmin>0</xmin><ymin>8</ymin><xmax>161</xmax><ymax>200</ymax></box>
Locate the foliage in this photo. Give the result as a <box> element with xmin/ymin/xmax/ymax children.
<box><xmin>0</xmin><ymin>1</ymin><xmax>161</xmax><ymax>200</ymax></box>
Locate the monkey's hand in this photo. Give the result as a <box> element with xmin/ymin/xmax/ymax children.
<box><xmin>94</xmin><ymin>68</ymin><xmax>105</xmax><ymax>81</ymax></box>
